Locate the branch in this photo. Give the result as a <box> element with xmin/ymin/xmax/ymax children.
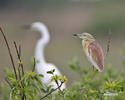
<box><xmin>14</xmin><ymin>41</ymin><xmax>21</xmax><ymax>59</ymax></box>
<box><xmin>55</xmin><ymin>79</ymin><xmax>64</xmax><ymax>100</ymax></box>
<box><xmin>14</xmin><ymin>41</ymin><xmax>24</xmax><ymax>75</ymax></box>
<box><xmin>0</xmin><ymin>27</ymin><xmax>18</xmax><ymax>80</ymax></box>
<box><xmin>40</xmin><ymin>81</ymin><xmax>64</xmax><ymax>100</ymax></box>
<box><xmin>13</xmin><ymin>41</ymin><xmax>26</xmax><ymax>100</ymax></box>
<box><xmin>5</xmin><ymin>78</ymin><xmax>12</xmax><ymax>88</ymax></box>
<box><xmin>13</xmin><ymin>42</ymin><xmax>22</xmax><ymax>81</ymax></box>
<box><xmin>19</xmin><ymin>45</ymin><xmax>21</xmax><ymax>60</ymax></box>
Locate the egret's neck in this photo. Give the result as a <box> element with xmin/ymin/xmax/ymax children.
<box><xmin>37</xmin><ymin>26</ymin><xmax>50</xmax><ymax>44</ymax></box>
<box><xmin>35</xmin><ymin>40</ymin><xmax>46</xmax><ymax>64</ymax></box>
<box><xmin>34</xmin><ymin>25</ymin><xmax>50</xmax><ymax>64</ymax></box>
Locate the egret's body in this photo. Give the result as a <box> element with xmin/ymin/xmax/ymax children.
<box><xmin>32</xmin><ymin>22</ymin><xmax>66</xmax><ymax>89</ymax></box>
<box><xmin>74</xmin><ymin>33</ymin><xmax>104</xmax><ymax>72</ymax></box>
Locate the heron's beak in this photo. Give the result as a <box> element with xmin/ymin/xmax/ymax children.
<box><xmin>73</xmin><ymin>33</ymin><xmax>82</xmax><ymax>38</ymax></box>
<box><xmin>73</xmin><ymin>33</ymin><xmax>78</xmax><ymax>36</ymax></box>
<box><xmin>22</xmin><ymin>25</ymin><xmax>31</xmax><ymax>30</ymax></box>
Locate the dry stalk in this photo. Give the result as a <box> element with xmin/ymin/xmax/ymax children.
<box><xmin>0</xmin><ymin>27</ymin><xmax>18</xmax><ymax>80</ymax></box>
<box><xmin>105</xmin><ymin>29</ymin><xmax>111</xmax><ymax>59</ymax></box>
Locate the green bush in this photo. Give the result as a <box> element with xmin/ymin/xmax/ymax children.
<box><xmin>1</xmin><ymin>55</ymin><xmax>125</xmax><ymax>100</ymax></box>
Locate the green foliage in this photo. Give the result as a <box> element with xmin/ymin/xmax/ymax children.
<box><xmin>51</xmin><ymin>75</ymin><xmax>67</xmax><ymax>83</ymax></box>
<box><xmin>1</xmin><ymin>54</ymin><xmax>125</xmax><ymax>100</ymax></box>
<box><xmin>4</xmin><ymin>70</ymin><xmax>44</xmax><ymax>100</ymax></box>
<box><xmin>67</xmin><ymin>57</ymin><xmax>125</xmax><ymax>100</ymax></box>
<box><xmin>69</xmin><ymin>57</ymin><xmax>81</xmax><ymax>71</ymax></box>
<box><xmin>1</xmin><ymin>55</ymin><xmax>125</xmax><ymax>100</ymax></box>
<box><xmin>1</xmin><ymin>68</ymin><xmax>67</xmax><ymax>100</ymax></box>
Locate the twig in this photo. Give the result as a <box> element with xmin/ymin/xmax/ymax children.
<box><xmin>32</xmin><ymin>57</ymin><xmax>36</xmax><ymax>72</ymax></box>
<box><xmin>40</xmin><ymin>81</ymin><xmax>64</xmax><ymax>100</ymax></box>
<box><xmin>14</xmin><ymin>42</ymin><xmax>23</xmax><ymax>84</ymax></box>
<box><xmin>14</xmin><ymin>41</ymin><xmax>21</xmax><ymax>59</ymax></box>
<box><xmin>0</xmin><ymin>27</ymin><xmax>18</xmax><ymax>80</ymax></box>
<box><xmin>5</xmin><ymin>78</ymin><xmax>12</xmax><ymax>88</ymax></box>
<box><xmin>24</xmin><ymin>94</ymin><xmax>27</xmax><ymax>100</ymax></box>
<box><xmin>21</xmin><ymin>93</ymin><xmax>27</xmax><ymax>100</ymax></box>
<box><xmin>18</xmin><ymin>67</ymin><xmax>22</xmax><ymax>82</ymax></box>
<box><xmin>55</xmin><ymin>79</ymin><xmax>65</xmax><ymax>100</ymax></box>
<box><xmin>19</xmin><ymin>45</ymin><xmax>21</xmax><ymax>59</ymax></box>
<box><xmin>13</xmin><ymin>42</ymin><xmax>22</xmax><ymax>80</ymax></box>
<box><xmin>105</xmin><ymin>29</ymin><xmax>111</xmax><ymax>59</ymax></box>
<box><xmin>13</xmin><ymin>41</ymin><xmax>26</xmax><ymax>100</ymax></box>
<box><xmin>14</xmin><ymin>41</ymin><xmax>24</xmax><ymax>75</ymax></box>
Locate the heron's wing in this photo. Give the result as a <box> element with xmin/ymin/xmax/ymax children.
<box><xmin>88</xmin><ymin>41</ymin><xmax>104</xmax><ymax>71</ymax></box>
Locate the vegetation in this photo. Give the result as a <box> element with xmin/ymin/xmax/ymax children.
<box><xmin>0</xmin><ymin>27</ymin><xmax>125</xmax><ymax>100</ymax></box>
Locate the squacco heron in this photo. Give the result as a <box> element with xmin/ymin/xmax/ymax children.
<box><xmin>73</xmin><ymin>33</ymin><xmax>104</xmax><ymax>72</ymax></box>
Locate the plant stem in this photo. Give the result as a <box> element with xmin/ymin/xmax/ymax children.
<box><xmin>105</xmin><ymin>29</ymin><xmax>111</xmax><ymax>59</ymax></box>
<box><xmin>55</xmin><ymin>79</ymin><xmax>65</xmax><ymax>100</ymax></box>
<box><xmin>14</xmin><ymin>41</ymin><xmax>25</xmax><ymax>75</ymax></box>
<box><xmin>0</xmin><ymin>27</ymin><xmax>18</xmax><ymax>80</ymax></box>
<box><xmin>14</xmin><ymin>41</ymin><xmax>26</xmax><ymax>100</ymax></box>
<box><xmin>5</xmin><ymin>78</ymin><xmax>12</xmax><ymax>87</ymax></box>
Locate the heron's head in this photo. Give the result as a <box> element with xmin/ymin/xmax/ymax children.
<box><xmin>73</xmin><ymin>32</ymin><xmax>95</xmax><ymax>41</ymax></box>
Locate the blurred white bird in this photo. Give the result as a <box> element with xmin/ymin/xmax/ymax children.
<box><xmin>31</xmin><ymin>22</ymin><xmax>66</xmax><ymax>90</ymax></box>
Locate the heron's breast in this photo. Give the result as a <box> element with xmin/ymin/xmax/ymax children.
<box><xmin>82</xmin><ymin>40</ymin><xmax>90</xmax><ymax>54</ymax></box>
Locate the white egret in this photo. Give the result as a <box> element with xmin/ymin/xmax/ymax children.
<box><xmin>30</xmin><ymin>22</ymin><xmax>66</xmax><ymax>90</ymax></box>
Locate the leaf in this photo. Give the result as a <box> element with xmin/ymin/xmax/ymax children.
<box><xmin>39</xmin><ymin>74</ymin><xmax>44</xmax><ymax>77</ymax></box>
<box><xmin>58</xmin><ymin>76</ymin><xmax>63</xmax><ymax>81</ymax></box>
<box><xmin>18</xmin><ymin>61</ymin><xmax>23</xmax><ymax>65</ymax></box>
<box><xmin>47</xmin><ymin>69</ymin><xmax>55</xmax><ymax>74</ymax></box>
<box><xmin>40</xmin><ymin>88</ymin><xmax>47</xmax><ymax>93</ymax></box>
<box><xmin>50</xmin><ymin>76</ymin><xmax>55</xmax><ymax>82</ymax></box>
<box><xmin>47</xmin><ymin>71</ymin><xmax>53</xmax><ymax>74</ymax></box>
<box><xmin>47</xmin><ymin>85</ymin><xmax>52</xmax><ymax>92</ymax></box>
<box><xmin>8</xmin><ymin>77</ymin><xmax>16</xmax><ymax>83</ymax></box>
<box><xmin>34</xmin><ymin>76</ymin><xmax>42</xmax><ymax>86</ymax></box>
<box><xmin>63</xmin><ymin>76</ymin><xmax>68</xmax><ymax>82</ymax></box>
<box><xmin>105</xmin><ymin>81</ymin><xmax>110</xmax><ymax>87</ymax></box>
<box><xmin>25</xmin><ymin>72</ymin><xmax>36</xmax><ymax>76</ymax></box>
<box><xmin>52</xmin><ymin>69</ymin><xmax>55</xmax><ymax>73</ymax></box>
